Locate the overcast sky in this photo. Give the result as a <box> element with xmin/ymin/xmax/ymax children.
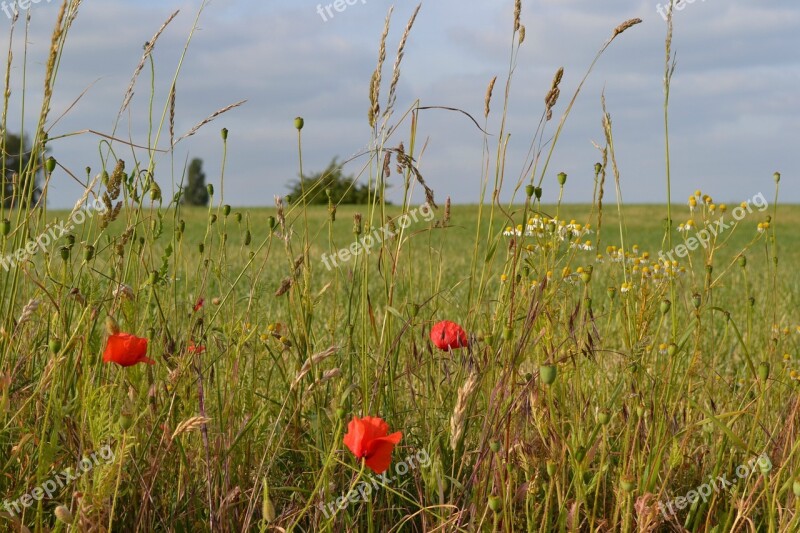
<box><xmin>3</xmin><ymin>0</ymin><xmax>799</xmax><ymax>208</ymax></box>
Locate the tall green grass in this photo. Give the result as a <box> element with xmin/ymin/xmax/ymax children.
<box><xmin>1</xmin><ymin>1</ymin><xmax>798</xmax><ymax>532</ymax></box>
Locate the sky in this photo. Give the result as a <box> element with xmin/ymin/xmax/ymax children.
<box><xmin>2</xmin><ymin>0</ymin><xmax>798</xmax><ymax>208</ymax></box>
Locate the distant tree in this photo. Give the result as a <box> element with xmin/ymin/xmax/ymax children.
<box><xmin>287</xmin><ymin>158</ymin><xmax>386</xmax><ymax>205</ymax></box>
<box><xmin>182</xmin><ymin>158</ymin><xmax>209</xmax><ymax>206</ymax></box>
<box><xmin>2</xmin><ymin>133</ymin><xmax>42</xmax><ymax>208</ymax></box>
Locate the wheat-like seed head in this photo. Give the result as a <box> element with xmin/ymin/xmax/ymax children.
<box><xmin>484</xmin><ymin>76</ymin><xmax>497</xmax><ymax>118</ymax></box>
<box><xmin>450</xmin><ymin>371</ymin><xmax>480</xmax><ymax>451</ymax></box>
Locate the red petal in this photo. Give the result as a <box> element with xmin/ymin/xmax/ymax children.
<box><xmin>364</xmin><ymin>432</ymin><xmax>402</xmax><ymax>474</ymax></box>
<box><xmin>343</xmin><ymin>417</ymin><xmax>367</xmax><ymax>458</ymax></box>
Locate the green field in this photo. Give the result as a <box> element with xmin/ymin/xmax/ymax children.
<box><xmin>2</xmin><ymin>1</ymin><xmax>799</xmax><ymax>532</ymax></box>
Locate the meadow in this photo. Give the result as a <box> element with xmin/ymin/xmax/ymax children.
<box><xmin>2</xmin><ymin>1</ymin><xmax>799</xmax><ymax>532</ymax></box>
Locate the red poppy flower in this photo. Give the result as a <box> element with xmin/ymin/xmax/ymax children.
<box><xmin>343</xmin><ymin>416</ymin><xmax>402</xmax><ymax>474</ymax></box>
<box><xmin>430</xmin><ymin>320</ymin><xmax>468</xmax><ymax>351</ymax></box>
<box><xmin>193</xmin><ymin>298</ymin><xmax>205</xmax><ymax>312</ymax></box>
<box><xmin>103</xmin><ymin>333</ymin><xmax>154</xmax><ymax>367</ymax></box>
<box><xmin>188</xmin><ymin>341</ymin><xmax>206</xmax><ymax>355</ymax></box>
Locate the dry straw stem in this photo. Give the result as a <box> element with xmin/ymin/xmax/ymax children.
<box><xmin>118</xmin><ymin>10</ymin><xmax>180</xmax><ymax>120</ymax></box>
<box><xmin>535</xmin><ymin>17</ymin><xmax>642</xmax><ymax>188</ymax></box>
<box><xmin>174</xmin><ymin>100</ymin><xmax>247</xmax><ymax>145</ymax></box>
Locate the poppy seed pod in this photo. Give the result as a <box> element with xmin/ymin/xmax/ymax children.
<box><xmin>540</xmin><ymin>364</ymin><xmax>557</xmax><ymax>385</ymax></box>
<box><xmin>46</xmin><ymin>156</ymin><xmax>57</xmax><ymax>173</ymax></box>
<box><xmin>758</xmin><ymin>361</ymin><xmax>770</xmax><ymax>381</ymax></box>
<box><xmin>221</xmin><ymin>128</ymin><xmax>229</xmax><ymax>140</ymax></box>
<box><xmin>525</xmin><ymin>185</ymin><xmax>535</xmax><ymax>198</ymax></box>
<box><xmin>294</xmin><ymin>117</ymin><xmax>304</xmax><ymax>130</ymax></box>
<box><xmin>557</xmin><ymin>172</ymin><xmax>567</xmax><ymax>186</ymax></box>
<box><xmin>223</xmin><ymin>204</ymin><xmax>231</xmax><ymax>217</ymax></box>
<box><xmin>534</xmin><ymin>187</ymin><xmax>543</xmax><ymax>199</ymax></box>
<box><xmin>207</xmin><ymin>183</ymin><xmax>214</xmax><ymax>196</ymax></box>
<box><xmin>84</xmin><ymin>245</ymin><xmax>95</xmax><ymax>261</ymax></box>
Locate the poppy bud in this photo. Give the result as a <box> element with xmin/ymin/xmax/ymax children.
<box><xmin>54</xmin><ymin>505</ymin><xmax>73</xmax><ymax>524</ymax></box>
<box><xmin>335</xmin><ymin>407</ymin><xmax>346</xmax><ymax>419</ymax></box>
<box><xmin>248</xmin><ymin>251</ymin><xmax>255</xmax><ymax>260</ymax></box>
<box><xmin>525</xmin><ymin>185</ymin><xmax>535</xmax><ymax>198</ymax></box>
<box><xmin>244</xmin><ymin>230</ymin><xmax>252</xmax><ymax>245</ymax></box>
<box><xmin>667</xmin><ymin>343</ymin><xmax>678</xmax><ymax>357</ymax></box>
<box><xmin>557</xmin><ymin>172</ymin><xmax>567</xmax><ymax>186</ymax></box>
<box><xmin>692</xmin><ymin>293</ymin><xmax>702</xmax><ymax>309</ymax></box>
<box><xmin>546</xmin><ymin>460</ymin><xmax>557</xmax><ymax>478</ymax></box>
<box><xmin>534</xmin><ymin>187</ymin><xmax>542</xmax><ymax>199</ymax></box>
<box><xmin>353</xmin><ymin>213</ymin><xmax>362</xmax><ymax>236</ymax></box>
<box><xmin>46</xmin><ymin>156</ymin><xmax>57</xmax><ymax>173</ymax></box>
<box><xmin>223</xmin><ymin>204</ymin><xmax>231</xmax><ymax>217</ymax></box>
<box><xmin>105</xmin><ymin>316</ymin><xmax>120</xmax><ymax>335</ymax></box>
<box><xmin>774</xmin><ymin>172</ymin><xmax>781</xmax><ymax>183</ymax></box>
<box><xmin>119</xmin><ymin>412</ymin><xmax>134</xmax><ymax>430</ymax></box>
<box><xmin>294</xmin><ymin>117</ymin><xmax>304</xmax><ymax>130</ymax></box>
<box><xmin>268</xmin><ymin>216</ymin><xmax>276</xmax><ymax>231</ymax></box>
<box><xmin>59</xmin><ymin>246</ymin><xmax>70</xmax><ymax>261</ymax></box>
<box><xmin>636</xmin><ymin>405</ymin><xmax>645</xmax><ymax>418</ymax></box>
<box><xmin>759</xmin><ymin>455</ymin><xmax>772</xmax><ymax>475</ymax></box>
<box><xmin>199</xmin><ymin>243</ymin><xmax>205</xmax><ymax>254</ymax></box>
<box><xmin>620</xmin><ymin>477</ymin><xmax>636</xmax><ymax>493</ymax></box>
<box><xmin>575</xmin><ymin>446</ymin><xmax>586</xmax><ymax>462</ymax></box>
<box><xmin>488</xmin><ymin>496</ymin><xmax>502</xmax><ymax>513</ymax></box>
<box><xmin>758</xmin><ymin>361</ymin><xmax>770</xmax><ymax>381</ymax></box>
<box><xmin>207</xmin><ymin>184</ymin><xmax>214</xmax><ymax>196</ymax></box>
<box><xmin>594</xmin><ymin>162</ymin><xmax>602</xmax><ymax>175</ymax></box>
<box><xmin>598</xmin><ymin>410</ymin><xmax>611</xmax><ymax>425</ymax></box>
<box><xmin>66</xmin><ymin>234</ymin><xmax>76</xmax><ymax>247</ymax></box>
<box><xmin>84</xmin><ymin>245</ymin><xmax>94</xmax><ymax>261</ymax></box>
<box><xmin>660</xmin><ymin>299</ymin><xmax>671</xmax><ymax>315</ymax></box>
<box><xmin>490</xmin><ymin>441</ymin><xmax>501</xmax><ymax>453</ymax></box>
<box><xmin>221</xmin><ymin>128</ymin><xmax>229</xmax><ymax>140</ymax></box>
<box><xmin>1</xmin><ymin>218</ymin><xmax>9</xmax><ymax>236</ymax></box>
<box><xmin>49</xmin><ymin>339</ymin><xmax>62</xmax><ymax>354</ymax></box>
<box><xmin>607</xmin><ymin>287</ymin><xmax>616</xmax><ymax>299</ymax></box>
<box><xmin>738</xmin><ymin>255</ymin><xmax>746</xmax><ymax>268</ymax></box>
<box><xmin>540</xmin><ymin>364</ymin><xmax>557</xmax><ymax>385</ymax></box>
<box><xmin>209</xmin><ymin>214</ymin><xmax>217</xmax><ymax>225</ymax></box>
<box><xmin>580</xmin><ymin>271</ymin><xmax>591</xmax><ymax>284</ymax></box>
